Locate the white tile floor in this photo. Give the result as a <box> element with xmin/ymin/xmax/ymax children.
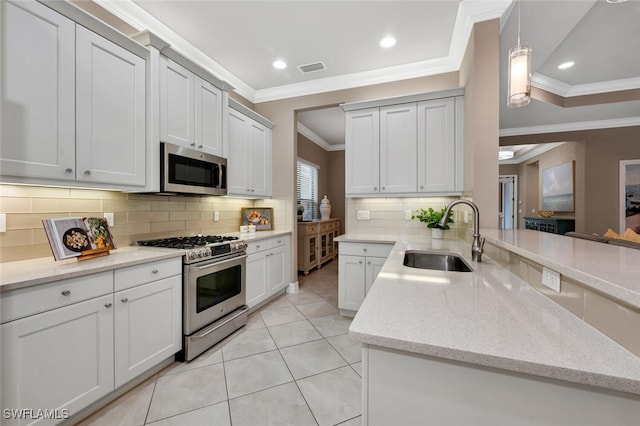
<box><xmin>78</xmin><ymin>260</ymin><xmax>362</xmax><ymax>426</ymax></box>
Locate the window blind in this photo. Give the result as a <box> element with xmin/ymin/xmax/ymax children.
<box><xmin>297</xmin><ymin>159</ymin><xmax>318</xmax><ymax>220</ymax></box>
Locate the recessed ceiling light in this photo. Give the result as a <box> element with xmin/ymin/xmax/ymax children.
<box><xmin>272</xmin><ymin>60</ymin><xmax>287</xmax><ymax>70</ymax></box>
<box><xmin>499</xmin><ymin>150</ymin><xmax>514</xmax><ymax>160</ymax></box>
<box><xmin>379</xmin><ymin>35</ymin><xmax>396</xmax><ymax>48</ymax></box>
<box><xmin>606</xmin><ymin>0</ymin><xmax>628</xmax><ymax>3</ymax></box>
<box><xmin>558</xmin><ymin>61</ymin><xmax>574</xmax><ymax>70</ymax></box>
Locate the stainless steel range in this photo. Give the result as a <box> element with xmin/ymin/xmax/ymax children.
<box><xmin>137</xmin><ymin>235</ymin><xmax>248</xmax><ymax>361</ymax></box>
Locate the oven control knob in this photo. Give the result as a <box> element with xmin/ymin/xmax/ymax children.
<box><xmin>189</xmin><ymin>251</ymin><xmax>198</xmax><ymax>260</ymax></box>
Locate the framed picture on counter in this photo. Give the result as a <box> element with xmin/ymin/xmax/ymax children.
<box><xmin>42</xmin><ymin>217</ymin><xmax>116</xmax><ymax>261</ymax></box>
<box><xmin>241</xmin><ymin>207</ymin><xmax>273</xmax><ymax>231</ymax></box>
<box><xmin>620</xmin><ymin>159</ymin><xmax>640</xmax><ymax>234</ymax></box>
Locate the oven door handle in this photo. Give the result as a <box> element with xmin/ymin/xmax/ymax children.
<box><xmin>191</xmin><ymin>253</ymin><xmax>247</xmax><ymax>272</ymax></box>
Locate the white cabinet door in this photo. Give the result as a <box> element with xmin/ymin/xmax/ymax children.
<box><xmin>227</xmin><ymin>108</ymin><xmax>250</xmax><ymax>195</ymax></box>
<box><xmin>246</xmin><ymin>251</ymin><xmax>268</xmax><ymax>308</ymax></box>
<box><xmin>338</xmin><ymin>255</ymin><xmax>366</xmax><ymax>311</ymax></box>
<box><xmin>194</xmin><ymin>76</ymin><xmax>223</xmax><ymax>156</ymax></box>
<box><xmin>114</xmin><ymin>276</ymin><xmax>181</xmax><ymax>387</ymax></box>
<box><xmin>380</xmin><ymin>104</ymin><xmax>417</xmax><ymax>194</ymax></box>
<box><xmin>417</xmin><ymin>98</ymin><xmax>456</xmax><ymax>193</ymax></box>
<box><xmin>365</xmin><ymin>257</ymin><xmax>387</xmax><ymax>294</ymax></box>
<box><xmin>267</xmin><ymin>245</ymin><xmax>287</xmax><ymax>295</ymax></box>
<box><xmin>345</xmin><ymin>108</ymin><xmax>380</xmax><ymax>194</ymax></box>
<box><xmin>1</xmin><ymin>295</ymin><xmax>114</xmax><ymax>425</ymax></box>
<box><xmin>76</xmin><ymin>26</ymin><xmax>146</xmax><ymax>186</ymax></box>
<box><xmin>248</xmin><ymin>120</ymin><xmax>272</xmax><ymax>197</ymax></box>
<box><xmin>0</xmin><ymin>0</ymin><xmax>76</xmax><ymax>180</ymax></box>
<box><xmin>160</xmin><ymin>57</ymin><xmax>194</xmax><ymax>148</ymax></box>
<box><xmin>227</xmin><ymin>108</ymin><xmax>273</xmax><ymax>197</ymax></box>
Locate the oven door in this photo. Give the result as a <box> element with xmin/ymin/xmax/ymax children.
<box><xmin>184</xmin><ymin>254</ymin><xmax>246</xmax><ymax>335</ymax></box>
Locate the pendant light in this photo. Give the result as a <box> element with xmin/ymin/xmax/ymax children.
<box><xmin>507</xmin><ymin>0</ymin><xmax>532</xmax><ymax>108</ymax></box>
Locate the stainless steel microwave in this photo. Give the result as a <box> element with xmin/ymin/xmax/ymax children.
<box><xmin>160</xmin><ymin>143</ymin><xmax>227</xmax><ymax>196</ymax></box>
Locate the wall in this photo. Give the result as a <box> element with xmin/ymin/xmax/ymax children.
<box><xmin>296</xmin><ymin>134</ymin><xmax>346</xmax><ymax>234</ymax></box>
<box><xmin>501</xmin><ymin>126</ymin><xmax>640</xmax><ymax>234</ymax></box>
<box><xmin>0</xmin><ymin>184</ymin><xmax>288</xmax><ymax>262</ymax></box>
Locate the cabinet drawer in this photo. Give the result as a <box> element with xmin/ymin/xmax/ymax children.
<box><xmin>268</xmin><ymin>236</ymin><xmax>288</xmax><ymax>249</ymax></box>
<box><xmin>339</xmin><ymin>242</ymin><xmax>393</xmax><ymax>258</ymax></box>
<box><xmin>1</xmin><ymin>271</ymin><xmax>113</xmax><ymax>324</ymax></box>
<box><xmin>115</xmin><ymin>258</ymin><xmax>181</xmax><ymax>292</ymax></box>
<box><xmin>246</xmin><ymin>239</ymin><xmax>268</xmax><ymax>254</ymax></box>
<box><xmin>298</xmin><ymin>224</ymin><xmax>318</xmax><ymax>235</ymax></box>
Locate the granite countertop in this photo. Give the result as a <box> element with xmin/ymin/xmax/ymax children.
<box><xmin>0</xmin><ymin>246</ymin><xmax>184</xmax><ymax>292</ymax></box>
<box><xmin>348</xmin><ymin>234</ymin><xmax>640</xmax><ymax>396</ymax></box>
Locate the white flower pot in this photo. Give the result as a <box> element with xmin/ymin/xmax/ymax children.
<box><xmin>431</xmin><ymin>228</ymin><xmax>444</xmax><ymax>239</ymax></box>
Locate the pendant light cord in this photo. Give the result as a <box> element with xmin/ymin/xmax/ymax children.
<box><xmin>517</xmin><ymin>0</ymin><xmax>522</xmax><ymax>46</ymax></box>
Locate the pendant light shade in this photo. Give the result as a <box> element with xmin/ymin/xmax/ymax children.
<box><xmin>507</xmin><ymin>44</ymin><xmax>532</xmax><ymax>107</ymax></box>
<box><xmin>507</xmin><ymin>0</ymin><xmax>532</xmax><ymax>108</ymax></box>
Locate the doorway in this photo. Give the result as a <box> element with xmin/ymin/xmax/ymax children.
<box><xmin>499</xmin><ymin>175</ymin><xmax>517</xmax><ymax>229</ymax></box>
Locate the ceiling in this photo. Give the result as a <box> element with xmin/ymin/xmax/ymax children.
<box><xmin>96</xmin><ymin>0</ymin><xmax>640</xmax><ymax>156</ymax></box>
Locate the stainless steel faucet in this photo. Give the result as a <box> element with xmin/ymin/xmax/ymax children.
<box><xmin>436</xmin><ymin>199</ymin><xmax>485</xmax><ymax>262</ymax></box>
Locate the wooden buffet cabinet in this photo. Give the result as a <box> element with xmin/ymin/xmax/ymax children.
<box><xmin>297</xmin><ymin>219</ymin><xmax>341</xmax><ymax>275</ymax></box>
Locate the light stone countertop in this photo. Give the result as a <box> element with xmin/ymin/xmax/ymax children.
<box><xmin>482</xmin><ymin>228</ymin><xmax>640</xmax><ymax>309</ymax></box>
<box><xmin>0</xmin><ymin>230</ymin><xmax>292</xmax><ymax>293</ymax></box>
<box><xmin>0</xmin><ymin>246</ymin><xmax>184</xmax><ymax>293</ymax></box>
<box><xmin>348</xmin><ymin>234</ymin><xmax>640</xmax><ymax>396</ymax></box>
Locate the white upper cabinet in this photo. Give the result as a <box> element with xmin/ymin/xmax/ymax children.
<box><xmin>345</xmin><ymin>108</ymin><xmax>380</xmax><ymax>194</ymax></box>
<box><xmin>159</xmin><ymin>56</ymin><xmax>223</xmax><ymax>157</ymax></box>
<box><xmin>76</xmin><ymin>26</ymin><xmax>146</xmax><ymax>186</ymax></box>
<box><xmin>380</xmin><ymin>103</ymin><xmax>417</xmax><ymax>194</ymax></box>
<box><xmin>160</xmin><ymin>57</ymin><xmax>194</xmax><ymax>148</ymax></box>
<box><xmin>0</xmin><ymin>0</ymin><xmax>76</xmax><ymax>180</ymax></box>
<box><xmin>343</xmin><ymin>89</ymin><xmax>464</xmax><ymax>197</ymax></box>
<box><xmin>0</xmin><ymin>0</ymin><xmax>148</xmax><ymax>189</ymax></box>
<box><xmin>417</xmin><ymin>97</ymin><xmax>461</xmax><ymax>193</ymax></box>
<box><xmin>227</xmin><ymin>99</ymin><xmax>273</xmax><ymax>197</ymax></box>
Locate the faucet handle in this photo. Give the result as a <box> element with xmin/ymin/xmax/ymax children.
<box><xmin>479</xmin><ymin>237</ymin><xmax>485</xmax><ymax>249</ymax></box>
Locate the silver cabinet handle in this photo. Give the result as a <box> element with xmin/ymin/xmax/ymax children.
<box><xmin>105</xmin><ymin>302</ymin><xmax>112</xmax><ymax>308</ymax></box>
<box><xmin>190</xmin><ymin>143</ymin><xmax>196</xmax><ymax>147</ymax></box>
<box><xmin>373</xmin><ymin>187</ymin><xmax>377</xmax><ymax>191</ymax></box>
<box><xmin>382</xmin><ymin>186</ymin><xmax>385</xmax><ymax>190</ymax></box>
<box><xmin>420</xmin><ymin>185</ymin><xmax>424</xmax><ymax>190</ymax></box>
<box><xmin>151</xmin><ymin>269</ymin><xmax>158</xmax><ymax>274</ymax></box>
<box><xmin>256</xmin><ymin>245</ymin><xmax>261</xmax><ymax>249</ymax></box>
<box><xmin>359</xmin><ymin>260</ymin><xmax>363</xmax><ymax>264</ymax></box>
<box><xmin>61</xmin><ymin>290</ymin><xmax>71</xmax><ymax>296</ymax></box>
<box><xmin>363</xmin><ymin>248</ymin><xmax>367</xmax><ymax>253</ymax></box>
<box><xmin>367</xmin><ymin>261</ymin><xmax>371</xmax><ymax>265</ymax></box>
<box><xmin>84</xmin><ymin>170</ymin><xmax>91</xmax><ymax>175</ymax></box>
<box><xmin>198</xmin><ymin>144</ymin><xmax>203</xmax><ymax>148</ymax></box>
<box><xmin>65</xmin><ymin>168</ymin><xmax>73</xmax><ymax>174</ymax></box>
<box><xmin>121</xmin><ymin>298</ymin><xmax>128</xmax><ymax>303</ymax></box>
<box><xmin>251</xmin><ymin>189</ymin><xmax>255</xmax><ymax>192</ymax></box>
<box><xmin>247</xmin><ymin>188</ymin><xmax>251</xmax><ymax>192</ymax></box>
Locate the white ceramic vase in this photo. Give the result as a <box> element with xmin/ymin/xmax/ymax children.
<box><xmin>431</xmin><ymin>228</ymin><xmax>444</xmax><ymax>239</ymax></box>
<box><xmin>319</xmin><ymin>195</ymin><xmax>331</xmax><ymax>220</ymax></box>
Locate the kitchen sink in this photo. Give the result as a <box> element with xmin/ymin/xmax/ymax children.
<box><xmin>403</xmin><ymin>250</ymin><xmax>473</xmax><ymax>272</ymax></box>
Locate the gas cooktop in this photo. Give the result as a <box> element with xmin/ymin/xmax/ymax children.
<box><xmin>136</xmin><ymin>235</ymin><xmax>239</xmax><ymax>250</ymax></box>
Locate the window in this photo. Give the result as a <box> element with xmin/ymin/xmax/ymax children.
<box><xmin>297</xmin><ymin>159</ymin><xmax>318</xmax><ymax>221</ymax></box>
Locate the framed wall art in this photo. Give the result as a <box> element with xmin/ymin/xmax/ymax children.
<box><xmin>542</xmin><ymin>161</ymin><xmax>575</xmax><ymax>212</ymax></box>
<box><xmin>241</xmin><ymin>207</ymin><xmax>273</xmax><ymax>231</ymax></box>
<box><xmin>620</xmin><ymin>159</ymin><xmax>640</xmax><ymax>233</ymax></box>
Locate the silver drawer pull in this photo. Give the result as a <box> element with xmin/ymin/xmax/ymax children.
<box><xmin>363</xmin><ymin>248</ymin><xmax>367</xmax><ymax>253</ymax></box>
<box><xmin>84</xmin><ymin>170</ymin><xmax>91</xmax><ymax>175</ymax></box>
<box><xmin>151</xmin><ymin>269</ymin><xmax>159</xmax><ymax>274</ymax></box>
<box><xmin>256</xmin><ymin>245</ymin><xmax>261</xmax><ymax>249</ymax></box>
<box><xmin>359</xmin><ymin>260</ymin><xmax>363</xmax><ymax>264</ymax></box>
<box><xmin>105</xmin><ymin>302</ymin><xmax>112</xmax><ymax>308</ymax></box>
<box><xmin>61</xmin><ymin>290</ymin><xmax>71</xmax><ymax>296</ymax></box>
<box><xmin>65</xmin><ymin>168</ymin><xmax>73</xmax><ymax>174</ymax></box>
<box><xmin>121</xmin><ymin>298</ymin><xmax>128</xmax><ymax>303</ymax></box>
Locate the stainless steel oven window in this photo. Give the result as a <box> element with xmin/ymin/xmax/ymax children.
<box><xmin>196</xmin><ymin>262</ymin><xmax>242</xmax><ymax>313</ymax></box>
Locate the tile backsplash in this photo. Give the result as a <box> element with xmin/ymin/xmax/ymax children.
<box><xmin>346</xmin><ymin>196</ymin><xmax>470</xmax><ymax>238</ymax></box>
<box><xmin>0</xmin><ymin>184</ymin><xmax>290</xmax><ymax>263</ymax></box>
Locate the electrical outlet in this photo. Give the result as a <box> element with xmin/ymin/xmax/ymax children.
<box><xmin>214</xmin><ymin>211</ymin><xmax>220</xmax><ymax>221</ymax></box>
<box><xmin>0</xmin><ymin>213</ymin><xmax>6</xmax><ymax>233</ymax></box>
<box><xmin>405</xmin><ymin>210</ymin><xmax>412</xmax><ymax>220</ymax></box>
<box><xmin>357</xmin><ymin>210</ymin><xmax>370</xmax><ymax>220</ymax></box>
<box><xmin>542</xmin><ymin>267</ymin><xmax>561</xmax><ymax>293</ymax></box>
<box><xmin>464</xmin><ymin>211</ymin><xmax>471</xmax><ymax>224</ymax></box>
<box><xmin>103</xmin><ymin>212</ymin><xmax>114</xmax><ymax>227</ymax></box>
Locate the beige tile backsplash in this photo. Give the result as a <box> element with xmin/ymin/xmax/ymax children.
<box><xmin>486</xmin><ymin>242</ymin><xmax>640</xmax><ymax>357</ymax></box>
<box><xmin>0</xmin><ymin>184</ymin><xmax>290</xmax><ymax>263</ymax></box>
<box><xmin>346</xmin><ymin>196</ymin><xmax>468</xmax><ymax>238</ymax></box>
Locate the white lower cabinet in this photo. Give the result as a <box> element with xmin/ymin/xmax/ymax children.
<box><xmin>1</xmin><ymin>294</ymin><xmax>115</xmax><ymax>426</ymax></box>
<box><xmin>245</xmin><ymin>235</ymin><xmax>290</xmax><ymax>308</ymax></box>
<box><xmin>114</xmin><ymin>275</ymin><xmax>181</xmax><ymax>387</ymax></box>
<box><xmin>338</xmin><ymin>242</ymin><xmax>393</xmax><ymax>315</ymax></box>
<box><xmin>0</xmin><ymin>257</ymin><xmax>182</xmax><ymax>425</ymax></box>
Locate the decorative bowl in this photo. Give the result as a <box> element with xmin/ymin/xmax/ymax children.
<box><xmin>538</xmin><ymin>210</ymin><xmax>555</xmax><ymax>218</ymax></box>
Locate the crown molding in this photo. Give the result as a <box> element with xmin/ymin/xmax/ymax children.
<box><xmin>500</xmin><ymin>117</ymin><xmax>640</xmax><ymax>137</ymax></box>
<box><xmin>297</xmin><ymin>123</ymin><xmax>344</xmax><ymax>152</ymax></box>
<box><xmin>532</xmin><ymin>73</ymin><xmax>640</xmax><ymax>98</ymax></box>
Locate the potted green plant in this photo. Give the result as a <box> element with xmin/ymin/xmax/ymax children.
<box><xmin>412</xmin><ymin>207</ymin><xmax>454</xmax><ymax>239</ymax></box>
